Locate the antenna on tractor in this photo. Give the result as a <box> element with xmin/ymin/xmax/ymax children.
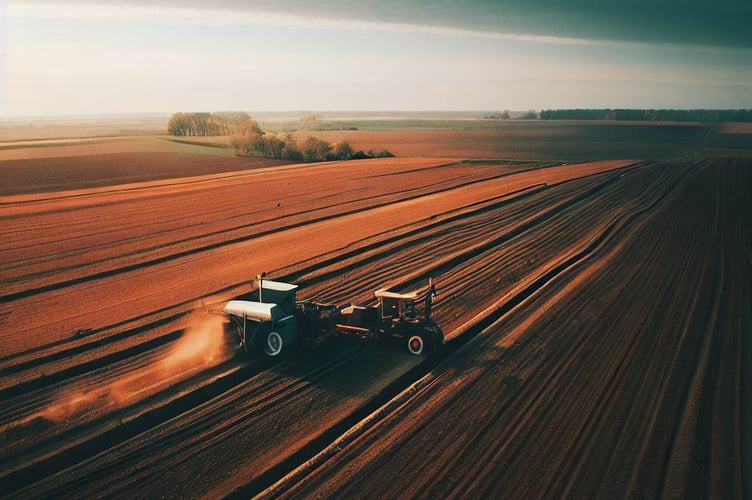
<box><xmin>425</xmin><ymin>277</ymin><xmax>437</xmax><ymax>319</ymax></box>
<box><xmin>257</xmin><ymin>272</ymin><xmax>267</xmax><ymax>303</ymax></box>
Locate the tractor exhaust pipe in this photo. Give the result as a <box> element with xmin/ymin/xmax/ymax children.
<box><xmin>257</xmin><ymin>272</ymin><xmax>267</xmax><ymax>303</ymax></box>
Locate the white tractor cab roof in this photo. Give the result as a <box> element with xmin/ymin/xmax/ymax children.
<box><xmin>261</xmin><ymin>280</ymin><xmax>299</xmax><ymax>292</ymax></box>
<box><xmin>224</xmin><ymin>300</ymin><xmax>278</xmax><ymax>322</ymax></box>
<box><xmin>374</xmin><ymin>289</ymin><xmax>419</xmax><ymax>300</ymax></box>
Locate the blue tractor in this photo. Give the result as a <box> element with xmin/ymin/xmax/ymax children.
<box><xmin>224</xmin><ymin>276</ymin><xmax>442</xmax><ymax>358</ymax></box>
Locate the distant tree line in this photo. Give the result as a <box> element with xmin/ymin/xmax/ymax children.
<box><xmin>229</xmin><ymin>115</ymin><xmax>393</xmax><ymax>162</ymax></box>
<box><xmin>167</xmin><ymin>112</ymin><xmax>252</xmax><ymax>136</ymax></box>
<box><xmin>484</xmin><ymin>110</ymin><xmax>538</xmax><ymax>120</ymax></box>
<box><xmin>539</xmin><ymin>109</ymin><xmax>752</xmax><ymax>122</ymax></box>
<box><xmin>166</xmin><ymin>112</ymin><xmax>393</xmax><ymax>162</ymax></box>
<box><xmin>485</xmin><ymin>110</ymin><xmax>511</xmax><ymax>120</ymax></box>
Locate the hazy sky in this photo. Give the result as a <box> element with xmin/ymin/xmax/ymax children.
<box><xmin>2</xmin><ymin>0</ymin><xmax>751</xmax><ymax>117</ymax></box>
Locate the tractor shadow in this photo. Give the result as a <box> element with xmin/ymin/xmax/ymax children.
<box><xmin>265</xmin><ymin>335</ymin><xmax>425</xmax><ymax>399</ymax></box>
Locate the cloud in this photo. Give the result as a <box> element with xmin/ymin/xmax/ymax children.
<box><xmin>10</xmin><ymin>0</ymin><xmax>752</xmax><ymax>49</ymax></box>
<box><xmin>5</xmin><ymin>0</ymin><xmax>751</xmax><ymax>115</ymax></box>
<box><xmin>6</xmin><ymin>2</ymin><xmax>611</xmax><ymax>48</ymax></box>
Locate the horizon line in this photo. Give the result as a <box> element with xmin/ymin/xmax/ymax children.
<box><xmin>3</xmin><ymin>108</ymin><xmax>752</xmax><ymax>122</ymax></box>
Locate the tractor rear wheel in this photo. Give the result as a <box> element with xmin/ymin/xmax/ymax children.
<box><xmin>263</xmin><ymin>331</ymin><xmax>284</xmax><ymax>357</ymax></box>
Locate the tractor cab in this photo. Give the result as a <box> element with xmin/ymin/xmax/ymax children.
<box><xmin>373</xmin><ymin>279</ymin><xmax>441</xmax><ymax>355</ymax></box>
<box><xmin>375</xmin><ymin>278</ymin><xmax>437</xmax><ymax>323</ymax></box>
<box><xmin>374</xmin><ymin>289</ymin><xmax>421</xmax><ymax>322</ymax></box>
<box><xmin>257</xmin><ymin>280</ymin><xmax>298</xmax><ymax>315</ymax></box>
<box><xmin>223</xmin><ymin>280</ymin><xmax>299</xmax><ymax>356</ymax></box>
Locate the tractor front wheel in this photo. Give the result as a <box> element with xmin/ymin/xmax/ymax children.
<box><xmin>263</xmin><ymin>331</ymin><xmax>284</xmax><ymax>357</ymax></box>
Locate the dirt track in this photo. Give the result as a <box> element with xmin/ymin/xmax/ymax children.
<box><xmin>0</xmin><ymin>156</ymin><xmax>748</xmax><ymax>498</ymax></box>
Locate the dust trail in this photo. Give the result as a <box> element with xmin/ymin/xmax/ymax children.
<box><xmin>23</xmin><ymin>313</ymin><xmax>229</xmax><ymax>425</ymax></box>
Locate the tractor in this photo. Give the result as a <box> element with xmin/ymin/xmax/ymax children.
<box><xmin>223</xmin><ymin>276</ymin><xmax>443</xmax><ymax>358</ymax></box>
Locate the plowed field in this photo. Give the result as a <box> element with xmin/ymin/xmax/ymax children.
<box><xmin>0</xmin><ymin>137</ymin><xmax>286</xmax><ymax>196</ymax></box>
<box><xmin>0</xmin><ymin>155</ymin><xmax>748</xmax><ymax>499</ymax></box>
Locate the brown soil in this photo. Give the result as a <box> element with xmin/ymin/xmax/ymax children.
<box><xmin>160</xmin><ymin>123</ymin><xmax>709</xmax><ymax>161</ymax></box>
<box><xmin>0</xmin><ymin>137</ymin><xmax>285</xmax><ymax>195</ymax></box>
<box><xmin>288</xmin><ymin>126</ymin><xmax>706</xmax><ymax>160</ymax></box>
<box><xmin>270</xmin><ymin>158</ymin><xmax>752</xmax><ymax>499</ymax></box>
<box><xmin>0</xmin><ymin>155</ymin><xmax>747</xmax><ymax>499</ymax></box>
<box><xmin>0</xmin><ymin>116</ymin><xmax>167</xmax><ymax>142</ymax></box>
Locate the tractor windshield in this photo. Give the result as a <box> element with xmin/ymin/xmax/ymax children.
<box><xmin>402</xmin><ymin>300</ymin><xmax>417</xmax><ymax>319</ymax></box>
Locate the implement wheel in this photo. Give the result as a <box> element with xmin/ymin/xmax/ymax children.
<box><xmin>407</xmin><ymin>334</ymin><xmax>426</xmax><ymax>355</ymax></box>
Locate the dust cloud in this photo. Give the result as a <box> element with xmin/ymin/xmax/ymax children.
<box><xmin>38</xmin><ymin>314</ymin><xmax>229</xmax><ymax>423</ymax></box>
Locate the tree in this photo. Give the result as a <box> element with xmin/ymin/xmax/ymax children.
<box><xmin>236</xmin><ymin>115</ymin><xmax>262</xmax><ymax>136</ymax></box>
<box><xmin>301</xmin><ymin>136</ymin><xmax>332</xmax><ymax>162</ymax></box>
<box><xmin>230</xmin><ymin>116</ymin><xmax>264</xmax><ymax>156</ymax></box>
<box><xmin>168</xmin><ymin>111</ymin><xmax>254</xmax><ymax>136</ymax></box>
<box><xmin>257</xmin><ymin>134</ymin><xmax>286</xmax><ymax>159</ymax></box>
<box><xmin>281</xmin><ymin>133</ymin><xmax>303</xmax><ymax>161</ymax></box>
<box><xmin>351</xmin><ymin>150</ymin><xmax>371</xmax><ymax>160</ymax></box>
<box><xmin>224</xmin><ymin>118</ymin><xmax>396</xmax><ymax>162</ymax></box>
<box><xmin>484</xmin><ymin>110</ymin><xmax>510</xmax><ymax>120</ymax></box>
<box><xmin>283</xmin><ymin>144</ymin><xmax>304</xmax><ymax>161</ymax></box>
<box><xmin>167</xmin><ymin>113</ymin><xmax>187</xmax><ymax>136</ymax></box>
<box><xmin>332</xmin><ymin>141</ymin><xmax>354</xmax><ymax>160</ymax></box>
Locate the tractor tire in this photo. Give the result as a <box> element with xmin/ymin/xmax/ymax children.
<box><xmin>263</xmin><ymin>331</ymin><xmax>284</xmax><ymax>357</ymax></box>
<box><xmin>406</xmin><ymin>325</ymin><xmax>440</xmax><ymax>356</ymax></box>
<box><xmin>423</xmin><ymin>320</ymin><xmax>444</xmax><ymax>352</ymax></box>
<box><xmin>406</xmin><ymin>334</ymin><xmax>427</xmax><ymax>355</ymax></box>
